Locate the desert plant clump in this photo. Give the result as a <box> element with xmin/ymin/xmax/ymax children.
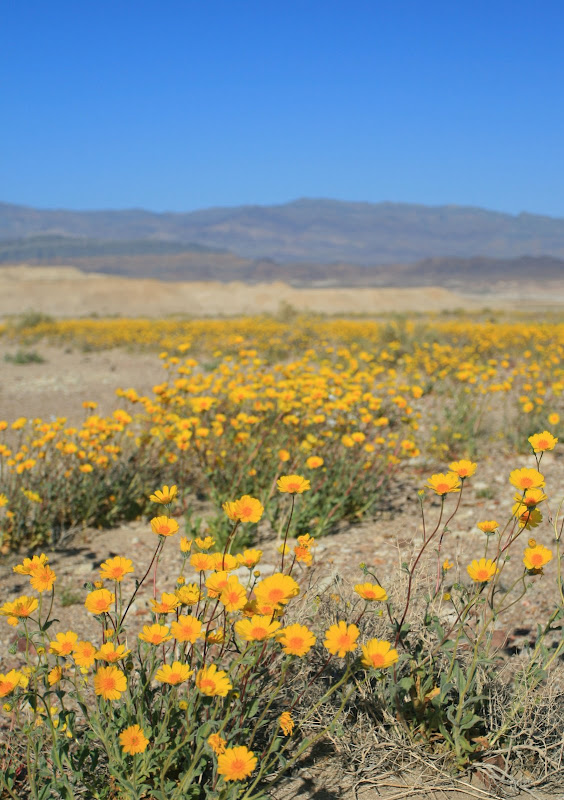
<box><xmin>0</xmin><ymin>480</ymin><xmax>394</xmax><ymax>798</ymax></box>
<box><xmin>4</xmin><ymin>349</ymin><xmax>45</xmax><ymax>365</ymax></box>
<box><xmin>3</xmin><ymin>434</ymin><xmax>564</xmax><ymax>795</ymax></box>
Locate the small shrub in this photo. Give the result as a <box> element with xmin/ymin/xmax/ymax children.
<box><xmin>4</xmin><ymin>349</ymin><xmax>45</xmax><ymax>365</ymax></box>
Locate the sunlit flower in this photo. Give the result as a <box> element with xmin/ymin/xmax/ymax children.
<box><xmin>477</xmin><ymin>520</ymin><xmax>498</xmax><ymax>534</ymax></box>
<box><xmin>84</xmin><ymin>588</ymin><xmax>115</xmax><ymax>615</ymax></box>
<box><xmin>217</xmin><ymin>746</ymin><xmax>257</xmax><ymax>781</ymax></box>
<box><xmin>354</xmin><ymin>583</ymin><xmax>388</xmax><ymax>602</ymax></box>
<box><xmin>254</xmin><ymin>573</ymin><xmax>299</xmax><ymax>611</ymax></box>
<box><xmin>294</xmin><ymin>543</ymin><xmax>313</xmax><ymax>565</ymax></box>
<box><xmin>120</xmin><ymin>724</ymin><xmax>150</xmax><ymax>755</ymax></box>
<box><xmin>12</xmin><ymin>553</ymin><xmax>49</xmax><ymax>576</ymax></box>
<box><xmin>219</xmin><ymin>576</ymin><xmax>247</xmax><ymax>613</ymax></box>
<box><xmin>523</xmin><ymin>543</ymin><xmax>553</xmax><ymax>572</ymax></box>
<box><xmin>237</xmin><ymin>549</ymin><xmax>263</xmax><ymax>569</ymax></box>
<box><xmin>93</xmin><ymin>666</ymin><xmax>127</xmax><ymax>701</ymax></box>
<box><xmin>212</xmin><ymin>552</ymin><xmax>239</xmax><ymax>571</ymax></box>
<box><xmin>324</xmin><ymin>621</ymin><xmax>360</xmax><ymax>657</ymax></box>
<box><xmin>0</xmin><ymin>669</ymin><xmax>28</xmax><ymax>697</ymax></box>
<box><xmin>277</xmin><ymin>474</ymin><xmax>311</xmax><ymax>494</ymax></box>
<box><xmin>0</xmin><ymin>595</ymin><xmax>38</xmax><ymax>626</ymax></box>
<box><xmin>180</xmin><ymin>536</ymin><xmax>193</xmax><ymax>553</ymax></box>
<box><xmin>467</xmin><ymin>558</ymin><xmax>498</xmax><ymax>583</ymax></box>
<box><xmin>234</xmin><ymin>615</ymin><xmax>281</xmax><ymax>641</ymax></box>
<box><xmin>150</xmin><ymin>516</ymin><xmax>179</xmax><ymax>537</ymax></box>
<box><xmin>176</xmin><ymin>583</ymin><xmax>202</xmax><ymax>605</ymax></box>
<box><xmin>138</xmin><ymin>623</ymin><xmax>172</xmax><ymax>645</ymax></box>
<box><xmin>518</xmin><ymin>508</ymin><xmax>543</xmax><ymax>529</ymax></box>
<box><xmin>196</xmin><ymin>664</ymin><xmax>232</xmax><ymax>697</ymax></box>
<box><xmin>222</xmin><ymin>495</ymin><xmax>264</xmax><ymax>523</ymax></box>
<box><xmin>528</xmin><ymin>431</ymin><xmax>558</xmax><ymax>452</ymax></box>
<box><xmin>449</xmin><ymin>460</ymin><xmax>477</xmax><ymax>478</ymax></box>
<box><xmin>361</xmin><ymin>639</ymin><xmax>399</xmax><ymax>670</ymax></box>
<box><xmin>509</xmin><ymin>468</ymin><xmax>545</xmax><ymax>490</ymax></box>
<box><xmin>195</xmin><ymin>536</ymin><xmax>215</xmax><ymax>550</ymax></box>
<box><xmin>96</xmin><ymin>642</ymin><xmax>131</xmax><ymax>662</ymax></box>
<box><xmin>190</xmin><ymin>552</ymin><xmax>214</xmax><ymax>572</ymax></box>
<box><xmin>170</xmin><ymin>614</ymin><xmax>203</xmax><ymax>643</ymax></box>
<box><xmin>278</xmin><ymin>449</ymin><xmax>290</xmax><ymax>462</ymax></box>
<box><xmin>306</xmin><ymin>456</ymin><xmax>324</xmax><ymax>469</ymax></box>
<box><xmin>208</xmin><ymin>733</ymin><xmax>227</xmax><ymax>754</ymax></box>
<box><xmin>155</xmin><ymin>661</ymin><xmax>192</xmax><ymax>685</ymax></box>
<box><xmin>279</xmin><ymin>711</ymin><xmax>294</xmax><ymax>735</ymax></box>
<box><xmin>206</xmin><ymin>571</ymin><xmax>230</xmax><ymax>598</ymax></box>
<box><xmin>99</xmin><ymin>556</ymin><xmax>134</xmax><ymax>582</ymax></box>
<box><xmin>29</xmin><ymin>565</ymin><xmax>57</xmax><ymax>593</ymax></box>
<box><xmin>49</xmin><ymin>631</ymin><xmax>79</xmax><ymax>657</ymax></box>
<box><xmin>150</xmin><ymin>485</ymin><xmax>178</xmax><ymax>504</ymax></box>
<box><xmin>207</xmin><ymin>628</ymin><xmax>225</xmax><ymax>645</ymax></box>
<box><xmin>48</xmin><ymin>666</ymin><xmax>63</xmax><ymax>686</ymax></box>
<box><xmin>548</xmin><ymin>413</ymin><xmax>560</xmax><ymax>426</ymax></box>
<box><xmin>426</xmin><ymin>472</ymin><xmax>461</xmax><ymax>496</ymax></box>
<box><xmin>72</xmin><ymin>640</ymin><xmax>97</xmax><ymax>668</ymax></box>
<box><xmin>150</xmin><ymin>592</ymin><xmax>180</xmax><ymax>614</ymax></box>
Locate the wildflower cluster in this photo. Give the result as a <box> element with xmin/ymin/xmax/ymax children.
<box><xmin>0</xmin><ymin>481</ymin><xmax>395</xmax><ymax>798</ymax></box>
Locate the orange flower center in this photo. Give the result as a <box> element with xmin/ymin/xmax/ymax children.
<box><xmin>100</xmin><ymin>676</ymin><xmax>116</xmax><ymax>691</ymax></box>
<box><xmin>224</xmin><ymin>590</ymin><xmax>240</xmax><ymax>604</ymax></box>
<box><xmin>267</xmin><ymin>588</ymin><xmax>285</xmax><ymax>603</ymax></box>
<box><xmin>0</xmin><ymin>680</ymin><xmax>14</xmax><ymax>694</ymax></box>
<box><xmin>231</xmin><ymin>758</ymin><xmax>246</xmax><ymax>774</ymax></box>
<box><xmin>338</xmin><ymin>634</ymin><xmax>352</xmax><ymax>647</ymax></box>
<box><xmin>530</xmin><ymin>553</ymin><xmax>544</xmax><ymax>565</ymax></box>
<box><xmin>168</xmin><ymin>671</ymin><xmax>182</xmax><ymax>683</ymax></box>
<box><xmin>370</xmin><ymin>653</ymin><xmax>385</xmax><ymax>667</ymax></box>
<box><xmin>149</xmin><ymin>635</ymin><xmax>163</xmax><ymax>644</ymax></box>
<box><xmin>537</xmin><ymin>439</ymin><xmax>549</xmax><ymax>449</ymax></box>
<box><xmin>60</xmin><ymin>643</ymin><xmax>73</xmax><ymax>654</ymax></box>
<box><xmin>129</xmin><ymin>734</ymin><xmax>141</xmax><ymax>746</ymax></box>
<box><xmin>286</xmin><ymin>483</ymin><xmax>301</xmax><ymax>492</ymax></box>
<box><xmin>435</xmin><ymin>483</ymin><xmax>450</xmax><ymax>494</ymax></box>
<box><xmin>239</xmin><ymin>505</ymin><xmax>253</xmax><ymax>517</ymax></box>
<box><xmin>520</xmin><ymin>478</ymin><xmax>534</xmax><ymax>488</ymax></box>
<box><xmin>288</xmin><ymin>636</ymin><xmax>304</xmax><ymax>650</ymax></box>
<box><xmin>159</xmin><ymin>525</ymin><xmax>171</xmax><ymax>535</ymax></box>
<box><xmin>251</xmin><ymin>626</ymin><xmax>268</xmax><ymax>639</ymax></box>
<box><xmin>199</xmin><ymin>678</ymin><xmax>215</xmax><ymax>693</ymax></box>
<box><xmin>476</xmin><ymin>569</ymin><xmax>491</xmax><ymax>581</ymax></box>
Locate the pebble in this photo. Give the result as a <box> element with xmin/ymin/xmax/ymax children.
<box><xmin>75</xmin><ymin>563</ymin><xmax>95</xmax><ymax>575</ymax></box>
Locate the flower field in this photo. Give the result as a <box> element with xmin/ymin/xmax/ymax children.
<box><xmin>2</xmin><ymin>313</ymin><xmax>564</xmax><ymax>798</ymax></box>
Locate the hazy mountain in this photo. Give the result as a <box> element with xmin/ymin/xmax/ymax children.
<box><xmin>4</xmin><ymin>199</ymin><xmax>564</xmax><ymax>264</ymax></box>
<box><xmin>1</xmin><ymin>234</ymin><xmax>564</xmax><ymax>289</ymax></box>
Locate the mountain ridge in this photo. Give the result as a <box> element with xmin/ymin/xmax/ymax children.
<box><xmin>4</xmin><ymin>199</ymin><xmax>564</xmax><ymax>265</ymax></box>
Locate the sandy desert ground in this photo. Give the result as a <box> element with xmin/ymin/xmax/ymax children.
<box><xmin>3</xmin><ymin>264</ymin><xmax>564</xmax><ymax>319</ymax></box>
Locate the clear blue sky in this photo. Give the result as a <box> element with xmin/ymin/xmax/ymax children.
<box><xmin>2</xmin><ymin>1</ymin><xmax>564</xmax><ymax>216</ymax></box>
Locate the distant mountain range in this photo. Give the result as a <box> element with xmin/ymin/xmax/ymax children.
<box><xmin>1</xmin><ymin>199</ymin><xmax>564</xmax><ymax>287</ymax></box>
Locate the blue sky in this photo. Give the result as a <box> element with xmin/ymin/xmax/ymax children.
<box><xmin>2</xmin><ymin>1</ymin><xmax>564</xmax><ymax>215</ymax></box>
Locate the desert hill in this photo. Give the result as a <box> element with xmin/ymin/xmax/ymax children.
<box><xmin>0</xmin><ymin>235</ymin><xmax>563</xmax><ymax>289</ymax></box>
<box><xmin>1</xmin><ymin>265</ymin><xmax>564</xmax><ymax>318</ymax></box>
